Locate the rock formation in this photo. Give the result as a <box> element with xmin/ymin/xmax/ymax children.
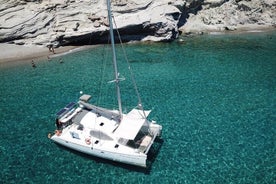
<box><xmin>0</xmin><ymin>0</ymin><xmax>181</xmax><ymax>46</ymax></box>
<box><xmin>180</xmin><ymin>0</ymin><xmax>276</xmax><ymax>34</ymax></box>
<box><xmin>0</xmin><ymin>0</ymin><xmax>275</xmax><ymax>47</ymax></box>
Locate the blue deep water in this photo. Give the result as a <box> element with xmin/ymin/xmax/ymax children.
<box><xmin>0</xmin><ymin>31</ymin><xmax>275</xmax><ymax>183</ymax></box>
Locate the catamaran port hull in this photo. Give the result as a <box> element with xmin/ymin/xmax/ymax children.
<box><xmin>51</xmin><ymin>135</ymin><xmax>148</xmax><ymax>167</ymax></box>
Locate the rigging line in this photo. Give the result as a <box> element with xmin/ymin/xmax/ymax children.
<box><xmin>112</xmin><ymin>16</ymin><xmax>147</xmax><ymax>118</ymax></box>
<box><xmin>98</xmin><ymin>33</ymin><xmax>117</xmax><ymax>110</ymax></box>
<box><xmin>98</xmin><ymin>40</ymin><xmax>109</xmax><ymax>106</ymax></box>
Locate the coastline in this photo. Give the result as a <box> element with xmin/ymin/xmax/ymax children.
<box><xmin>204</xmin><ymin>26</ymin><xmax>276</xmax><ymax>37</ymax></box>
<box><xmin>0</xmin><ymin>27</ymin><xmax>275</xmax><ymax>66</ymax></box>
<box><xmin>0</xmin><ymin>44</ymin><xmax>89</xmax><ymax>65</ymax></box>
<box><xmin>180</xmin><ymin>24</ymin><xmax>276</xmax><ymax>35</ymax></box>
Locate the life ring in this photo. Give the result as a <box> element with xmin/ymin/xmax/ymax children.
<box><xmin>55</xmin><ymin>130</ymin><xmax>62</xmax><ymax>136</ymax></box>
<box><xmin>85</xmin><ymin>138</ymin><xmax>91</xmax><ymax>145</ymax></box>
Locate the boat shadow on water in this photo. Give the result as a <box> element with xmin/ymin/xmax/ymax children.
<box><xmin>54</xmin><ymin>138</ymin><xmax>164</xmax><ymax>174</ymax></box>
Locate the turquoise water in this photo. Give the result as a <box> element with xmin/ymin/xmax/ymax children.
<box><xmin>0</xmin><ymin>31</ymin><xmax>275</xmax><ymax>183</ymax></box>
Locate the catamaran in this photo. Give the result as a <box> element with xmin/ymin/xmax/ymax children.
<box><xmin>48</xmin><ymin>0</ymin><xmax>162</xmax><ymax>167</ymax></box>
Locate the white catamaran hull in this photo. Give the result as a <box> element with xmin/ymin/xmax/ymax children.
<box><xmin>51</xmin><ymin>133</ymin><xmax>148</xmax><ymax>167</ymax></box>
<box><xmin>49</xmin><ymin>101</ymin><xmax>162</xmax><ymax>167</ymax></box>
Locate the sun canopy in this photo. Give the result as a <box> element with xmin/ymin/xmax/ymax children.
<box><xmin>114</xmin><ymin>109</ymin><xmax>151</xmax><ymax>140</ymax></box>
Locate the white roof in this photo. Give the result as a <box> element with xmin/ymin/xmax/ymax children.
<box><xmin>114</xmin><ymin>109</ymin><xmax>151</xmax><ymax>140</ymax></box>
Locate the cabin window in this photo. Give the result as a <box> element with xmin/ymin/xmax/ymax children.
<box><xmin>114</xmin><ymin>144</ymin><xmax>119</xmax><ymax>148</ymax></box>
<box><xmin>95</xmin><ymin>140</ymin><xmax>99</xmax><ymax>144</ymax></box>
<box><xmin>100</xmin><ymin>122</ymin><xmax>104</xmax><ymax>126</ymax></box>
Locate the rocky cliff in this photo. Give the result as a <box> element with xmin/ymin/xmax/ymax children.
<box><xmin>0</xmin><ymin>0</ymin><xmax>275</xmax><ymax>47</ymax></box>
<box><xmin>180</xmin><ymin>0</ymin><xmax>276</xmax><ymax>34</ymax></box>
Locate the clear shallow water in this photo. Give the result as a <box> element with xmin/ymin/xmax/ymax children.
<box><xmin>0</xmin><ymin>32</ymin><xmax>275</xmax><ymax>183</ymax></box>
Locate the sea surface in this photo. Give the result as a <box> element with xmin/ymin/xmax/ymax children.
<box><xmin>0</xmin><ymin>31</ymin><xmax>275</xmax><ymax>183</ymax></box>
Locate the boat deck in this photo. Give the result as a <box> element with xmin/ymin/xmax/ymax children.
<box><xmin>72</xmin><ymin>109</ymin><xmax>89</xmax><ymax>124</ymax></box>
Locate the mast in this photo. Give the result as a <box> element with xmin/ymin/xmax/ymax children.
<box><xmin>106</xmin><ymin>0</ymin><xmax>123</xmax><ymax>118</ymax></box>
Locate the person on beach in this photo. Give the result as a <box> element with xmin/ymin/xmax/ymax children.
<box><xmin>59</xmin><ymin>58</ymin><xmax>64</xmax><ymax>64</ymax></box>
<box><xmin>31</xmin><ymin>60</ymin><xmax>36</xmax><ymax>68</ymax></box>
<box><xmin>47</xmin><ymin>44</ymin><xmax>55</xmax><ymax>54</ymax></box>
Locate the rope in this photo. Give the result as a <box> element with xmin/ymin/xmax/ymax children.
<box><xmin>97</xmin><ymin>43</ymin><xmax>108</xmax><ymax>106</ymax></box>
<box><xmin>98</xmin><ymin>34</ymin><xmax>117</xmax><ymax>110</ymax></box>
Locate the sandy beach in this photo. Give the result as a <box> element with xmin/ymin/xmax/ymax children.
<box><xmin>0</xmin><ymin>43</ymin><xmax>82</xmax><ymax>64</ymax></box>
